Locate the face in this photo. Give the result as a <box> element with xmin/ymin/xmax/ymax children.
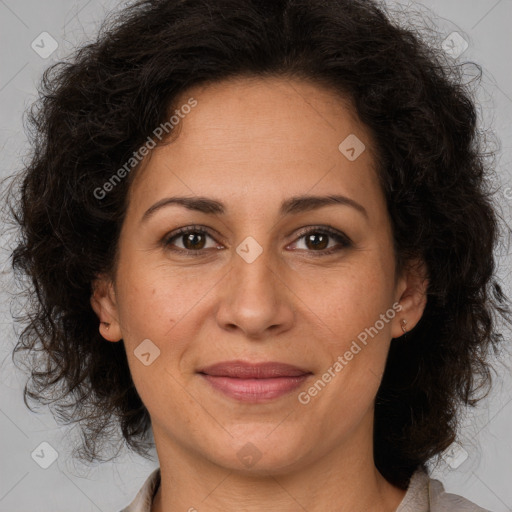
<box><xmin>92</xmin><ymin>76</ymin><xmax>427</xmax><ymax>475</ymax></box>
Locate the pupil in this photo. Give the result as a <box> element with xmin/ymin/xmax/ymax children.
<box><xmin>307</xmin><ymin>233</ymin><xmax>328</xmax><ymax>250</ymax></box>
<box><xmin>184</xmin><ymin>233</ymin><xmax>204</xmax><ymax>250</ymax></box>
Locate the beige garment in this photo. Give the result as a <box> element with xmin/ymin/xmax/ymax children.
<box><xmin>119</xmin><ymin>466</ymin><xmax>491</xmax><ymax>512</ymax></box>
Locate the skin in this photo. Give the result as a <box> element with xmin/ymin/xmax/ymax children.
<box><xmin>91</xmin><ymin>76</ymin><xmax>428</xmax><ymax>512</ymax></box>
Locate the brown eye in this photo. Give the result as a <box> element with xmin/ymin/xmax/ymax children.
<box><xmin>180</xmin><ymin>232</ymin><xmax>207</xmax><ymax>250</ymax></box>
<box><xmin>290</xmin><ymin>226</ymin><xmax>352</xmax><ymax>256</ymax></box>
<box><xmin>163</xmin><ymin>227</ymin><xmax>219</xmax><ymax>254</ymax></box>
<box><xmin>304</xmin><ymin>232</ymin><xmax>329</xmax><ymax>251</ymax></box>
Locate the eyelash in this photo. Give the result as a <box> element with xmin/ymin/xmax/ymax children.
<box><xmin>161</xmin><ymin>225</ymin><xmax>352</xmax><ymax>257</ymax></box>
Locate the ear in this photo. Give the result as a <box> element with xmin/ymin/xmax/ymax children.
<box><xmin>391</xmin><ymin>258</ymin><xmax>429</xmax><ymax>339</ymax></box>
<box><xmin>90</xmin><ymin>274</ymin><xmax>122</xmax><ymax>342</ymax></box>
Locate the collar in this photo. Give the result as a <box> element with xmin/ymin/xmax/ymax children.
<box><xmin>119</xmin><ymin>466</ymin><xmax>490</xmax><ymax>512</ymax></box>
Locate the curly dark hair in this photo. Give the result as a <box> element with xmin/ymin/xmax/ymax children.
<box><xmin>6</xmin><ymin>0</ymin><xmax>511</xmax><ymax>490</ymax></box>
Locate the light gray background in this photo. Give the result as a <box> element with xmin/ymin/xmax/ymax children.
<box><xmin>1</xmin><ymin>0</ymin><xmax>511</xmax><ymax>511</ymax></box>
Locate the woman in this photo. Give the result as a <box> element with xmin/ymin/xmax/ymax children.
<box><xmin>8</xmin><ymin>0</ymin><xmax>510</xmax><ymax>510</ymax></box>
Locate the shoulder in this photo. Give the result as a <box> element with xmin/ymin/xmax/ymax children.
<box><xmin>428</xmin><ymin>475</ymin><xmax>492</xmax><ymax>512</ymax></box>
<box><xmin>396</xmin><ymin>468</ymin><xmax>493</xmax><ymax>512</ymax></box>
<box><xmin>119</xmin><ymin>467</ymin><xmax>161</xmax><ymax>512</ymax></box>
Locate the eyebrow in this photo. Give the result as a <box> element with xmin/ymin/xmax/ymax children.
<box><xmin>141</xmin><ymin>194</ymin><xmax>368</xmax><ymax>223</ymax></box>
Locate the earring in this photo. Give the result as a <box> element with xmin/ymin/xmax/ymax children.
<box><xmin>400</xmin><ymin>319</ymin><xmax>408</xmax><ymax>333</ymax></box>
<box><xmin>101</xmin><ymin>322</ymin><xmax>110</xmax><ymax>331</ymax></box>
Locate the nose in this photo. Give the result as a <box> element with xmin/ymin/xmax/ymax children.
<box><xmin>214</xmin><ymin>245</ymin><xmax>295</xmax><ymax>340</ymax></box>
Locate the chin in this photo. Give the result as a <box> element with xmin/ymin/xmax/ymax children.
<box><xmin>202</xmin><ymin>430</ymin><xmax>313</xmax><ymax>475</ymax></box>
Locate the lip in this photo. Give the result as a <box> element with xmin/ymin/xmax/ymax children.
<box><xmin>198</xmin><ymin>360</ymin><xmax>312</xmax><ymax>403</ymax></box>
<box><xmin>198</xmin><ymin>361</ymin><xmax>311</xmax><ymax>378</ymax></box>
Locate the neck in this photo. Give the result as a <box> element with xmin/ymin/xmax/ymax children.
<box><xmin>150</xmin><ymin>418</ymin><xmax>406</xmax><ymax>512</ymax></box>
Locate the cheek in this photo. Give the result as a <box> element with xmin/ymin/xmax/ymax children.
<box><xmin>115</xmin><ymin>268</ymin><xmax>207</xmax><ymax>380</ymax></box>
<box><xmin>312</xmin><ymin>262</ymin><xmax>396</xmax><ymax>381</ymax></box>
<box><xmin>116</xmin><ymin>276</ymin><xmax>191</xmax><ymax>411</ymax></box>
<box><xmin>315</xmin><ymin>264</ymin><xmax>394</xmax><ymax>333</ymax></box>
<box><xmin>115</xmin><ymin>262</ymin><xmax>191</xmax><ymax>337</ymax></box>
<box><xmin>306</xmin><ymin>273</ymin><xmax>396</xmax><ymax>424</ymax></box>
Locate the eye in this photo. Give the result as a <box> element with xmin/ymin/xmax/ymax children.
<box><xmin>162</xmin><ymin>225</ymin><xmax>352</xmax><ymax>256</ymax></box>
<box><xmin>288</xmin><ymin>226</ymin><xmax>352</xmax><ymax>255</ymax></box>
<box><xmin>162</xmin><ymin>226</ymin><xmax>221</xmax><ymax>254</ymax></box>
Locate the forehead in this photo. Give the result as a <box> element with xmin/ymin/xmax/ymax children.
<box><xmin>128</xmin><ymin>76</ymin><xmax>382</xmax><ymax>216</ymax></box>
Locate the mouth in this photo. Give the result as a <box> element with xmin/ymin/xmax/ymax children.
<box><xmin>197</xmin><ymin>360</ymin><xmax>313</xmax><ymax>403</ymax></box>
